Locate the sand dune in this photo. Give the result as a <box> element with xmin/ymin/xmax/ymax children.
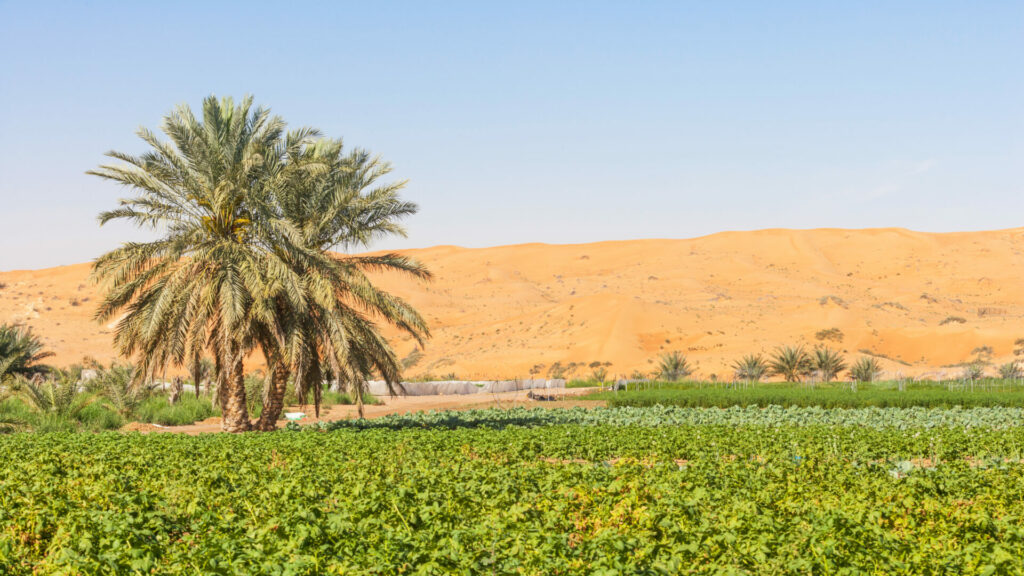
<box><xmin>2</xmin><ymin>228</ymin><xmax>1023</xmax><ymax>380</ymax></box>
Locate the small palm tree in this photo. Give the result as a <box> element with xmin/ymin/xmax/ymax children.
<box><xmin>732</xmin><ymin>354</ymin><xmax>769</xmax><ymax>382</ymax></box>
<box><xmin>0</xmin><ymin>324</ymin><xmax>53</xmax><ymax>383</ymax></box>
<box><xmin>849</xmin><ymin>357</ymin><xmax>882</xmax><ymax>382</ymax></box>
<box><xmin>96</xmin><ymin>363</ymin><xmax>152</xmax><ymax>418</ymax></box>
<box><xmin>769</xmin><ymin>346</ymin><xmax>813</xmax><ymax>383</ymax></box>
<box><xmin>656</xmin><ymin>351</ymin><xmax>692</xmax><ymax>381</ymax></box>
<box><xmin>813</xmin><ymin>348</ymin><xmax>847</xmax><ymax>382</ymax></box>
<box><xmin>18</xmin><ymin>370</ymin><xmax>95</xmax><ymax>420</ymax></box>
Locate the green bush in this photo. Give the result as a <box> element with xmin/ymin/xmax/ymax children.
<box><xmin>132</xmin><ymin>395</ymin><xmax>218</xmax><ymax>426</ymax></box>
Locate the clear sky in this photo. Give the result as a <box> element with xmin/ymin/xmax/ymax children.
<box><xmin>1</xmin><ymin>1</ymin><xmax>1021</xmax><ymax>270</ymax></box>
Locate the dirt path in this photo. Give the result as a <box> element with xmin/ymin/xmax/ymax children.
<box><xmin>142</xmin><ymin>387</ymin><xmax>604</xmax><ymax>435</ymax></box>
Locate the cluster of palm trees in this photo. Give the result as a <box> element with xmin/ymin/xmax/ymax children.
<box><xmin>648</xmin><ymin>346</ymin><xmax>881</xmax><ymax>384</ymax></box>
<box><xmin>89</xmin><ymin>96</ymin><xmax>429</xmax><ymax>432</ymax></box>
<box><xmin>731</xmin><ymin>346</ymin><xmax>881</xmax><ymax>383</ymax></box>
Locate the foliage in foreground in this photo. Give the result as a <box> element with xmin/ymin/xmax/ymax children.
<box><xmin>2</xmin><ymin>421</ymin><xmax>1024</xmax><ymax>574</ymax></box>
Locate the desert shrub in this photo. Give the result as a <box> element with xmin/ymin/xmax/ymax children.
<box><xmin>814</xmin><ymin>328</ymin><xmax>844</xmax><ymax>343</ymax></box>
<box><xmin>590</xmin><ymin>367</ymin><xmax>608</xmax><ymax>384</ymax></box>
<box><xmin>962</xmin><ymin>362</ymin><xmax>986</xmax><ymax>381</ymax></box>
<box><xmin>998</xmin><ymin>362</ymin><xmax>1022</xmax><ymax>380</ymax></box>
<box><xmin>940</xmin><ymin>316</ymin><xmax>967</xmax><ymax>325</ymax></box>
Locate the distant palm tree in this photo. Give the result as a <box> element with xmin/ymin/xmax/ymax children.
<box><xmin>769</xmin><ymin>346</ymin><xmax>813</xmax><ymax>383</ymax></box>
<box><xmin>849</xmin><ymin>357</ymin><xmax>882</xmax><ymax>382</ymax></box>
<box><xmin>732</xmin><ymin>354</ymin><xmax>769</xmax><ymax>382</ymax></box>
<box><xmin>0</xmin><ymin>324</ymin><xmax>53</xmax><ymax>383</ymax></box>
<box><xmin>656</xmin><ymin>351</ymin><xmax>692</xmax><ymax>381</ymax></box>
<box><xmin>813</xmin><ymin>348</ymin><xmax>847</xmax><ymax>382</ymax></box>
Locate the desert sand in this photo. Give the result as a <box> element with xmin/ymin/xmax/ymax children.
<box><xmin>2</xmin><ymin>227</ymin><xmax>1023</xmax><ymax>380</ymax></box>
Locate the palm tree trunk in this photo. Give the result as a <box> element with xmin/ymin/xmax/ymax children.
<box><xmin>192</xmin><ymin>354</ymin><xmax>201</xmax><ymax>399</ymax></box>
<box><xmin>257</xmin><ymin>361</ymin><xmax>289</xmax><ymax>431</ymax></box>
<box><xmin>221</xmin><ymin>356</ymin><xmax>251</xmax><ymax>432</ymax></box>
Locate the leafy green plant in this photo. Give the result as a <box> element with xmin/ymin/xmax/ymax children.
<box><xmin>132</xmin><ymin>395</ymin><xmax>218</xmax><ymax>426</ymax></box>
<box><xmin>7</xmin><ymin>409</ymin><xmax>1024</xmax><ymax>573</ymax></box>
<box><xmin>769</xmin><ymin>346</ymin><xmax>813</xmax><ymax>382</ymax></box>
<box><xmin>656</xmin><ymin>351</ymin><xmax>691</xmax><ymax>381</ymax></box>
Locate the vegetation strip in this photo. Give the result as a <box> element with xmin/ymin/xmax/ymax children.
<box><xmin>3</xmin><ymin>421</ymin><xmax>1024</xmax><ymax>574</ymax></box>
<box><xmin>310</xmin><ymin>405</ymin><xmax>1024</xmax><ymax>431</ymax></box>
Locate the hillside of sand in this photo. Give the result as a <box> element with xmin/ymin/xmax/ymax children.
<box><xmin>2</xmin><ymin>228</ymin><xmax>1023</xmax><ymax>380</ymax></box>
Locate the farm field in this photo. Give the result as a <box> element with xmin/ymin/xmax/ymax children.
<box><xmin>587</xmin><ymin>380</ymin><xmax>1024</xmax><ymax>409</ymax></box>
<box><xmin>3</xmin><ymin>407</ymin><xmax>1024</xmax><ymax>574</ymax></box>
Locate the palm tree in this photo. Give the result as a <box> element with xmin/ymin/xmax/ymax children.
<box><xmin>95</xmin><ymin>363</ymin><xmax>153</xmax><ymax>418</ymax></box>
<box><xmin>656</xmin><ymin>351</ymin><xmax>692</xmax><ymax>381</ymax></box>
<box><xmin>91</xmin><ymin>96</ymin><xmax>430</xmax><ymax>432</ymax></box>
<box><xmin>256</xmin><ymin>139</ymin><xmax>431</xmax><ymax>427</ymax></box>
<box><xmin>769</xmin><ymin>346</ymin><xmax>813</xmax><ymax>383</ymax></box>
<box><xmin>732</xmin><ymin>354</ymin><xmax>768</xmax><ymax>382</ymax></box>
<box><xmin>849</xmin><ymin>357</ymin><xmax>882</xmax><ymax>382</ymax></box>
<box><xmin>813</xmin><ymin>348</ymin><xmax>847</xmax><ymax>382</ymax></box>
<box><xmin>18</xmin><ymin>370</ymin><xmax>95</xmax><ymax>421</ymax></box>
<box><xmin>0</xmin><ymin>323</ymin><xmax>53</xmax><ymax>383</ymax></box>
<box><xmin>90</xmin><ymin>95</ymin><xmax>307</xmax><ymax>432</ymax></box>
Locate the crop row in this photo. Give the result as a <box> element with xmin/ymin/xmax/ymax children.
<box><xmin>3</xmin><ymin>424</ymin><xmax>1024</xmax><ymax>574</ymax></box>
<box><xmin>314</xmin><ymin>405</ymin><xmax>1024</xmax><ymax>431</ymax></box>
<box><xmin>589</xmin><ymin>384</ymin><xmax>1024</xmax><ymax>409</ymax></box>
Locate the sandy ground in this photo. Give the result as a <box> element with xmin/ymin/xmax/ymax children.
<box><xmin>142</xmin><ymin>387</ymin><xmax>605</xmax><ymax>435</ymax></box>
<box><xmin>3</xmin><ymin>228</ymin><xmax>1024</xmax><ymax>379</ymax></box>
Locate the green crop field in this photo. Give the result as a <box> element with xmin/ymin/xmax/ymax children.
<box><xmin>587</xmin><ymin>381</ymin><xmax>1024</xmax><ymax>409</ymax></box>
<box><xmin>3</xmin><ymin>407</ymin><xmax>1024</xmax><ymax>574</ymax></box>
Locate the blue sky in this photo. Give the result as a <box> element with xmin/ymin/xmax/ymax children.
<box><xmin>1</xmin><ymin>1</ymin><xmax>1021</xmax><ymax>269</ymax></box>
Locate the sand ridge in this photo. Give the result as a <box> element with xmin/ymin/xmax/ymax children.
<box><xmin>2</xmin><ymin>227</ymin><xmax>1023</xmax><ymax>379</ymax></box>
